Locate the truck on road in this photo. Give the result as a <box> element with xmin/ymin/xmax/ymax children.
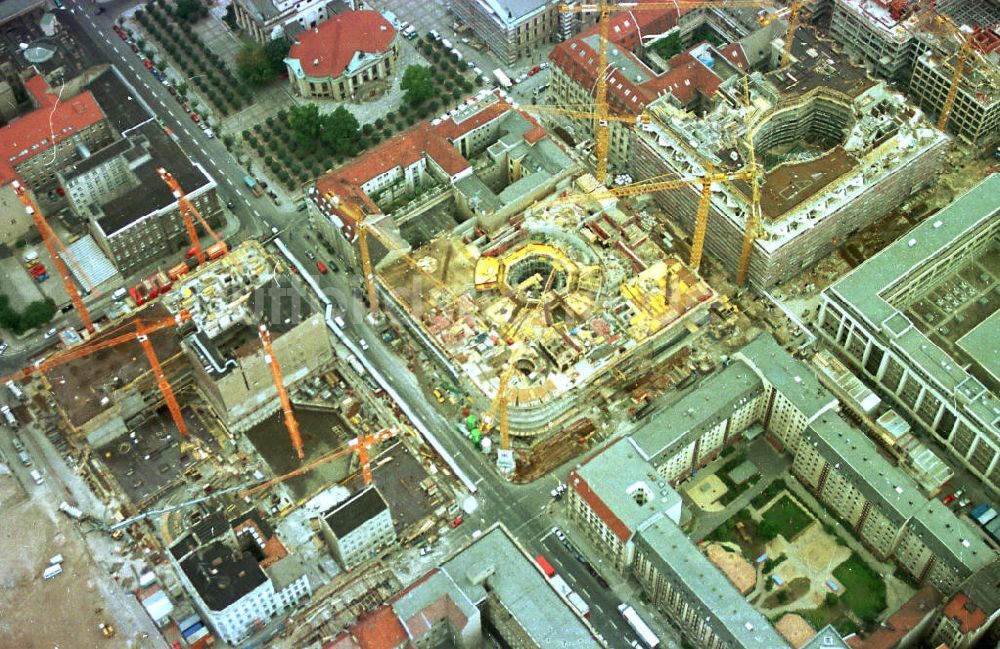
<box><xmin>493</xmin><ymin>69</ymin><xmax>512</xmax><ymax>89</ymax></box>
<box><xmin>619</xmin><ymin>603</ymin><xmax>659</xmax><ymax>648</ymax></box>
<box><xmin>244</xmin><ymin>175</ymin><xmax>263</xmax><ymax>197</ymax></box>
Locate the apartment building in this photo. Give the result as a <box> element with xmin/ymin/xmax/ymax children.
<box><xmin>320</xmin><ymin>487</ymin><xmax>396</xmax><ymax>570</ymax></box>
<box><xmin>169</xmin><ymin>510</ymin><xmax>313</xmax><ymax>645</ymax></box>
<box><xmin>327</xmin><ymin>524</ymin><xmax>602</xmax><ymax>649</ymax></box>
<box><xmin>69</xmin><ymin>121</ymin><xmax>220</xmax><ymax>274</ymax></box>
<box><xmin>450</xmin><ymin>0</ymin><xmax>562</xmax><ymax>64</ymax></box>
<box><xmin>285</xmin><ymin>11</ymin><xmax>399</xmax><ymax>100</ymax></box>
<box><xmin>310</xmin><ymin>89</ymin><xmax>577</xmax><ymax>261</ymax></box>
<box><xmin>817</xmin><ymin>174</ymin><xmax>1000</xmax><ymax>494</ymax></box>
<box><xmin>0</xmin><ymin>75</ymin><xmax>112</xmax><ymax>191</ymax></box>
<box><xmin>633</xmin><ymin>516</ymin><xmax>790</xmax><ymax>649</ymax></box>
<box><xmin>628</xmin><ymin>335</ymin><xmax>837</xmax><ymax>486</ymax></box>
<box><xmin>567</xmin><ymin>437</ymin><xmax>681</xmax><ymax>573</ymax></box>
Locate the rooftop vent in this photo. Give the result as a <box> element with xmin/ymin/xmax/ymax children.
<box><xmin>313</xmin><ymin>58</ymin><xmax>319</xmax><ymax>66</ymax></box>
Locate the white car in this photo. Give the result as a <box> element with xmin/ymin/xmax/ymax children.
<box><xmin>358</xmin><ymin>338</ymin><xmax>370</xmax><ymax>351</ymax></box>
<box><xmin>515</xmin><ymin>73</ymin><xmax>528</xmax><ymax>84</ymax></box>
<box><xmin>43</xmin><ymin>327</ymin><xmax>58</xmax><ymax>339</ymax></box>
<box><xmin>0</xmin><ymin>341</ymin><xmax>7</xmax><ymax>355</ymax></box>
<box><xmin>334</xmin><ymin>315</ymin><xmax>346</xmax><ymax>328</ymax></box>
<box><xmin>552</xmin><ymin>526</ymin><xmax>566</xmax><ymax>542</ymax></box>
<box><xmin>540</xmin><ymin>62</ymin><xmax>549</xmax><ymax>69</ymax></box>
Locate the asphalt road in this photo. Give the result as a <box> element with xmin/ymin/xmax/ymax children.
<box><xmin>13</xmin><ymin>3</ymin><xmax>674</xmax><ymax>646</ymax></box>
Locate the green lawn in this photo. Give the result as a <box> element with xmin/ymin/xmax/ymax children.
<box><xmin>832</xmin><ymin>553</ymin><xmax>887</xmax><ymax>623</ymax></box>
<box><xmin>751</xmin><ymin>478</ymin><xmax>787</xmax><ymax>510</ymax></box>
<box><xmin>759</xmin><ymin>495</ymin><xmax>813</xmax><ymax>540</ymax></box>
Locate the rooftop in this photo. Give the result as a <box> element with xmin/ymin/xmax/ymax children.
<box><xmin>286</xmin><ymin>11</ymin><xmax>396</xmax><ymax>80</ymax></box>
<box><xmin>0</xmin><ymin>0</ymin><xmax>45</xmax><ymax>23</ymax></box>
<box><xmin>635</xmin><ymin>516</ymin><xmax>790</xmax><ymax>648</ymax></box>
<box><xmin>805</xmin><ymin>414</ymin><xmax>923</xmax><ymax>524</ymax></box>
<box><xmin>323</xmin><ymin>486</ymin><xmax>389</xmax><ymax>538</ymax></box>
<box><xmin>90</xmin><ymin>122</ymin><xmax>215</xmax><ymax>236</ymax></box>
<box><xmin>469</xmin><ymin>0</ymin><xmax>552</xmax><ymax>28</ymax></box>
<box><xmin>178</xmin><ymin>540</ymin><xmax>268</xmax><ymax>612</ymax></box>
<box><xmin>630</xmin><ymin>361</ymin><xmax>764</xmax><ymax>463</ymax></box>
<box><xmin>737</xmin><ymin>335</ymin><xmax>838</xmax><ymax>421</ymax></box>
<box><xmin>570</xmin><ymin>437</ymin><xmax>681</xmax><ymax>543</ymax></box>
<box><xmin>825</xmin><ymin>174</ymin><xmax>1000</xmax><ymax>441</ymax></box>
<box><xmin>0</xmin><ymin>75</ymin><xmax>106</xmax><ymax>185</ymax></box>
<box><xmin>392</xmin><ymin>524</ymin><xmax>602</xmax><ymax>648</ymax></box>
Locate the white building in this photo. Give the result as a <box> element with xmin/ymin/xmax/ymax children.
<box><xmin>169</xmin><ymin>511</ymin><xmax>312</xmax><ymax>645</ymax></box>
<box><xmin>321</xmin><ymin>486</ymin><xmax>396</xmax><ymax>570</ymax></box>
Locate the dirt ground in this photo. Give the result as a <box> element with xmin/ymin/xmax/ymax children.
<box><xmin>769</xmin><ymin>524</ymin><xmax>850</xmax><ymax>608</ymax></box>
<box><xmin>0</xmin><ymin>473</ymin><xmax>145</xmax><ymax>649</ymax></box>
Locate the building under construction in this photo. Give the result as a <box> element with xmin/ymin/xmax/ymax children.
<box><xmin>378</xmin><ymin>173</ymin><xmax>715</xmax><ymax>448</ymax></box>
<box><xmin>160</xmin><ymin>241</ymin><xmax>335</xmax><ymax>434</ymax></box>
<box><xmin>629</xmin><ymin>24</ymin><xmax>948</xmax><ymax>288</ymax></box>
<box><xmin>829</xmin><ymin>0</ymin><xmax>1000</xmax><ymax>145</ymax></box>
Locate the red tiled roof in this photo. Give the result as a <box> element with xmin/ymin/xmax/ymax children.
<box><xmin>942</xmin><ymin>592</ymin><xmax>989</xmax><ymax>635</ymax></box>
<box><xmin>314</xmin><ymin>92</ymin><xmax>517</xmax><ymax>223</ymax></box>
<box><xmin>852</xmin><ymin>585</ymin><xmax>941</xmax><ymax>649</ymax></box>
<box><xmin>288</xmin><ymin>10</ymin><xmax>395</xmax><ymax>79</ymax></box>
<box><xmin>0</xmin><ymin>76</ymin><xmax>106</xmax><ymax>185</ymax></box>
<box><xmin>351</xmin><ymin>606</ymin><xmax>407</xmax><ymax>649</ymax></box>
<box><xmin>549</xmin><ymin>11</ymin><xmax>726</xmax><ymax>116</ymax></box>
<box><xmin>719</xmin><ymin>43</ymin><xmax>749</xmax><ymax>70</ymax></box>
<box><xmin>640</xmin><ymin>50</ymin><xmax>723</xmax><ymax>104</ymax></box>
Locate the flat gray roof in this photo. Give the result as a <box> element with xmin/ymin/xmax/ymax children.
<box><xmin>805</xmin><ymin>414</ymin><xmax>922</xmax><ymax>525</ymax></box>
<box><xmin>394</xmin><ymin>525</ymin><xmax>602</xmax><ymax>648</ymax></box>
<box><xmin>737</xmin><ymin>334</ymin><xmax>838</xmax><ymax>421</ymax></box>
<box><xmin>825</xmin><ymin>174</ymin><xmax>1000</xmax><ymax>435</ymax></box>
<box><xmin>957</xmin><ymin>309</ymin><xmax>1000</xmax><ymax>385</ymax></box>
<box><xmin>909</xmin><ymin>499</ymin><xmax>995</xmax><ymax>579</ymax></box>
<box><xmin>475</xmin><ymin>0</ymin><xmax>551</xmax><ymax>28</ymax></box>
<box><xmin>0</xmin><ymin>0</ymin><xmax>45</xmax><ymax>24</ymax></box>
<box><xmin>574</xmin><ymin>436</ymin><xmax>681</xmax><ymax>535</ymax></box>
<box><xmin>635</xmin><ymin>517</ymin><xmax>790</xmax><ymax>648</ymax></box>
<box><xmin>631</xmin><ymin>362</ymin><xmax>764</xmax><ymax>463</ymax></box>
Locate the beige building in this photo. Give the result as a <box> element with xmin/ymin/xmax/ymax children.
<box><xmin>320</xmin><ymin>487</ymin><xmax>395</xmax><ymax>570</ymax></box>
<box><xmin>284</xmin><ymin>11</ymin><xmax>398</xmax><ymax>100</ymax></box>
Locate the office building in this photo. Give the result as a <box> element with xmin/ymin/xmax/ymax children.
<box><xmin>817</xmin><ymin>174</ymin><xmax>1000</xmax><ymax>494</ymax></box>
<box><xmin>231</xmin><ymin>0</ymin><xmax>338</xmax><ymax>43</ymax></box>
<box><xmin>450</xmin><ymin>0</ymin><xmax>563</xmax><ymax>65</ymax></box>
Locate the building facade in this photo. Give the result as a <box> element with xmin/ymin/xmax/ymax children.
<box><xmin>231</xmin><ymin>0</ymin><xmax>332</xmax><ymax>43</ymax></box>
<box><xmin>169</xmin><ymin>512</ymin><xmax>313</xmax><ymax>645</ymax></box>
<box><xmin>817</xmin><ymin>174</ymin><xmax>1000</xmax><ymax>495</ymax></box>
<box><xmin>450</xmin><ymin>0</ymin><xmax>562</xmax><ymax>64</ymax></box>
<box><xmin>285</xmin><ymin>11</ymin><xmax>399</xmax><ymax>100</ymax></box>
<box><xmin>0</xmin><ymin>75</ymin><xmax>112</xmax><ymax>191</ymax></box>
<box><xmin>320</xmin><ymin>487</ymin><xmax>396</xmax><ymax>570</ymax></box>
<box><xmin>928</xmin><ymin>559</ymin><xmax>1000</xmax><ymax>649</ymax></box>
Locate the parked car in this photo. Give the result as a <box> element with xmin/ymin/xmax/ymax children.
<box><xmin>358</xmin><ymin>338</ymin><xmax>370</xmax><ymax>351</ymax></box>
<box><xmin>305</xmin><ymin>250</ymin><xmax>316</xmax><ymax>260</ymax></box>
<box><xmin>552</xmin><ymin>526</ymin><xmax>566</xmax><ymax>542</ymax></box>
<box><xmin>43</xmin><ymin>327</ymin><xmax>58</xmax><ymax>339</ymax></box>
<box><xmin>451</xmin><ymin>516</ymin><xmax>464</xmax><ymax>528</ymax></box>
<box><xmin>0</xmin><ymin>340</ymin><xmax>7</xmax><ymax>355</ymax></box>
<box><xmin>143</xmin><ymin>59</ymin><xmax>153</xmax><ymax>70</ymax></box>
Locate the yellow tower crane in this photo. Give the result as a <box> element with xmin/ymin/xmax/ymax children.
<box><xmin>936</xmin><ymin>23</ymin><xmax>977</xmax><ymax>132</ymax></box>
<box><xmin>557</xmin><ymin>1</ymin><xmax>779</xmax><ymax>183</ymax></box>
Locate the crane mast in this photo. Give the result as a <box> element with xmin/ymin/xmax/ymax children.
<box><xmin>12</xmin><ymin>181</ymin><xmax>94</xmax><ymax>333</ymax></box>
<box><xmin>258</xmin><ymin>324</ymin><xmax>305</xmax><ymax>460</ymax></box>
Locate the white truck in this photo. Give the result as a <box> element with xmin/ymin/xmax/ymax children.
<box><xmin>59</xmin><ymin>501</ymin><xmax>85</xmax><ymax>520</ymax></box>
<box><xmin>493</xmin><ymin>68</ymin><xmax>512</xmax><ymax>89</ymax></box>
<box><xmin>1</xmin><ymin>404</ymin><xmax>18</xmax><ymax>429</ymax></box>
<box><xmin>6</xmin><ymin>380</ymin><xmax>26</xmax><ymax>402</ymax></box>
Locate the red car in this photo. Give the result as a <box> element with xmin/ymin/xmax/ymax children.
<box><xmin>528</xmin><ymin>64</ymin><xmax>541</xmax><ymax>76</ymax></box>
<box><xmin>190</xmin><ymin>113</ymin><xmax>200</xmax><ymax>122</ymax></box>
<box><xmin>316</xmin><ymin>261</ymin><xmax>328</xmax><ymax>274</ymax></box>
<box><xmin>942</xmin><ymin>493</ymin><xmax>956</xmax><ymax>505</ymax></box>
<box><xmin>451</xmin><ymin>516</ymin><xmax>464</xmax><ymax>528</ymax></box>
<box><xmin>143</xmin><ymin>59</ymin><xmax>153</xmax><ymax>70</ymax></box>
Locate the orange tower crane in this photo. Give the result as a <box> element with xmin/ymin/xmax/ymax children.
<box><xmin>239</xmin><ymin>427</ymin><xmax>398</xmax><ymax>498</ymax></box>
<box><xmin>349</xmin><ymin>428</ymin><xmax>398</xmax><ymax>486</ymax></box>
<box><xmin>3</xmin><ymin>310</ymin><xmax>193</xmax><ymax>435</ymax></box>
<box><xmin>11</xmin><ymin>181</ymin><xmax>95</xmax><ymax>334</ymax></box>
<box><xmin>258</xmin><ymin>324</ymin><xmax>305</xmax><ymax>461</ymax></box>
<box><xmin>157</xmin><ymin>167</ymin><xmax>226</xmax><ymax>265</ymax></box>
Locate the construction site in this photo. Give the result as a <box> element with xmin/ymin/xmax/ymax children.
<box><xmin>375</xmin><ymin>172</ymin><xmax>717</xmax><ymax>474</ymax></box>
<box><xmin>629</xmin><ymin>23</ymin><xmax>949</xmax><ymax>289</ymax></box>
